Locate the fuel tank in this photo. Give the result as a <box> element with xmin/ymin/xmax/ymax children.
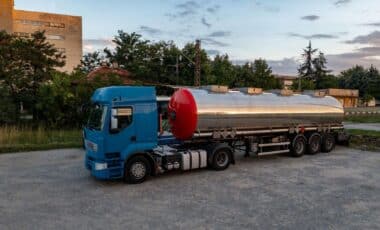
<box><xmin>168</xmin><ymin>88</ymin><xmax>344</xmax><ymax>140</ymax></box>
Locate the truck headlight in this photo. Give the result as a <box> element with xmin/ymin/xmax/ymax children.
<box><xmin>85</xmin><ymin>140</ymin><xmax>98</xmax><ymax>152</ymax></box>
<box><xmin>94</xmin><ymin>162</ymin><xmax>107</xmax><ymax>171</ymax></box>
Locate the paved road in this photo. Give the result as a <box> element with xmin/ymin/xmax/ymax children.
<box><xmin>0</xmin><ymin>147</ymin><xmax>379</xmax><ymax>230</ymax></box>
<box><xmin>344</xmin><ymin>122</ymin><xmax>380</xmax><ymax>131</ymax></box>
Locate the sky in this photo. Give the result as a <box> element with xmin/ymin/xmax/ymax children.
<box><xmin>15</xmin><ymin>0</ymin><xmax>380</xmax><ymax>75</ymax></box>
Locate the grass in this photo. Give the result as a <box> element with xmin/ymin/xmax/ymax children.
<box><xmin>0</xmin><ymin>126</ymin><xmax>82</xmax><ymax>154</ymax></box>
<box><xmin>347</xmin><ymin>129</ymin><xmax>380</xmax><ymax>152</ymax></box>
<box><xmin>347</xmin><ymin>129</ymin><xmax>380</xmax><ymax>138</ymax></box>
<box><xmin>345</xmin><ymin>115</ymin><xmax>380</xmax><ymax>123</ymax></box>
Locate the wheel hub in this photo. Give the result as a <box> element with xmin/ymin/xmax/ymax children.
<box><xmin>130</xmin><ymin>162</ymin><xmax>146</xmax><ymax>180</ymax></box>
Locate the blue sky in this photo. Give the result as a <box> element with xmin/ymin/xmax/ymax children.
<box><xmin>15</xmin><ymin>0</ymin><xmax>380</xmax><ymax>75</ymax></box>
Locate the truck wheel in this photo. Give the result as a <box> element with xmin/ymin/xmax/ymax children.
<box><xmin>322</xmin><ymin>134</ymin><xmax>335</xmax><ymax>153</ymax></box>
<box><xmin>291</xmin><ymin>135</ymin><xmax>306</xmax><ymax>157</ymax></box>
<box><xmin>307</xmin><ymin>133</ymin><xmax>321</xmax><ymax>155</ymax></box>
<box><xmin>211</xmin><ymin>148</ymin><xmax>232</xmax><ymax>171</ymax></box>
<box><xmin>124</xmin><ymin>156</ymin><xmax>151</xmax><ymax>184</ymax></box>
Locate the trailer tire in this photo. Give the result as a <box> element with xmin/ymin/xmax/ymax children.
<box><xmin>322</xmin><ymin>133</ymin><xmax>335</xmax><ymax>153</ymax></box>
<box><xmin>307</xmin><ymin>133</ymin><xmax>321</xmax><ymax>155</ymax></box>
<box><xmin>291</xmin><ymin>135</ymin><xmax>306</xmax><ymax>157</ymax></box>
<box><xmin>124</xmin><ymin>156</ymin><xmax>151</xmax><ymax>184</ymax></box>
<box><xmin>210</xmin><ymin>146</ymin><xmax>232</xmax><ymax>171</ymax></box>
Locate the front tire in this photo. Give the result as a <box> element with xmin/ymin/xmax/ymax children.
<box><xmin>124</xmin><ymin>156</ymin><xmax>151</xmax><ymax>184</ymax></box>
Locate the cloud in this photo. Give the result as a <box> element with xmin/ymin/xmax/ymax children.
<box><xmin>254</xmin><ymin>1</ymin><xmax>280</xmax><ymax>13</ymax></box>
<box><xmin>206</xmin><ymin>49</ymin><xmax>220</xmax><ymax>56</ymax></box>
<box><xmin>362</xmin><ymin>22</ymin><xmax>380</xmax><ymax>27</ymax></box>
<box><xmin>288</xmin><ymin>32</ymin><xmax>339</xmax><ymax>39</ymax></box>
<box><xmin>207</xmin><ymin>4</ymin><xmax>220</xmax><ymax>14</ymax></box>
<box><xmin>208</xmin><ymin>31</ymin><xmax>231</xmax><ymax>38</ymax></box>
<box><xmin>334</xmin><ymin>0</ymin><xmax>351</xmax><ymax>6</ymax></box>
<box><xmin>264</xmin><ymin>46</ymin><xmax>380</xmax><ymax>75</ymax></box>
<box><xmin>201</xmin><ymin>38</ymin><xmax>229</xmax><ymax>47</ymax></box>
<box><xmin>267</xmin><ymin>58</ymin><xmax>301</xmax><ymax>75</ymax></box>
<box><xmin>174</xmin><ymin>0</ymin><xmax>200</xmax><ymax>17</ymax></box>
<box><xmin>301</xmin><ymin>15</ymin><xmax>320</xmax><ymax>21</ymax></box>
<box><xmin>345</xmin><ymin>31</ymin><xmax>380</xmax><ymax>45</ymax></box>
<box><xmin>83</xmin><ymin>38</ymin><xmax>115</xmax><ymax>53</ymax></box>
<box><xmin>201</xmin><ymin>17</ymin><xmax>211</xmax><ymax>28</ymax></box>
<box><xmin>139</xmin><ymin>26</ymin><xmax>163</xmax><ymax>35</ymax></box>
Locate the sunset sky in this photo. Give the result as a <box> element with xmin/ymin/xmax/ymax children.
<box><xmin>15</xmin><ymin>0</ymin><xmax>380</xmax><ymax>75</ymax></box>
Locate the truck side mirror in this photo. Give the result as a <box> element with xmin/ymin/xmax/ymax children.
<box><xmin>111</xmin><ymin>109</ymin><xmax>118</xmax><ymax>131</ymax></box>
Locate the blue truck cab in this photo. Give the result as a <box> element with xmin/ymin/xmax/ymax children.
<box><xmin>84</xmin><ymin>86</ymin><xmax>162</xmax><ymax>181</ymax></box>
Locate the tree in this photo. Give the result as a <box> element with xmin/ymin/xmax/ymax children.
<box><xmin>339</xmin><ymin>65</ymin><xmax>369</xmax><ymax>98</ymax></box>
<box><xmin>313</xmin><ymin>52</ymin><xmax>331</xmax><ymax>89</ymax></box>
<box><xmin>366</xmin><ymin>65</ymin><xmax>380</xmax><ymax>100</ymax></box>
<box><xmin>0</xmin><ymin>30</ymin><xmax>64</xmax><ymax>122</ymax></box>
<box><xmin>209</xmin><ymin>54</ymin><xmax>236</xmax><ymax>86</ymax></box>
<box><xmin>251</xmin><ymin>59</ymin><xmax>281</xmax><ymax>89</ymax></box>
<box><xmin>298</xmin><ymin>41</ymin><xmax>318</xmax><ymax>81</ymax></box>
<box><xmin>80</xmin><ymin>51</ymin><xmax>105</xmax><ymax>74</ymax></box>
<box><xmin>104</xmin><ymin>31</ymin><xmax>150</xmax><ymax>80</ymax></box>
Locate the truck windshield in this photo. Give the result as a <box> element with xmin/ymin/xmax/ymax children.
<box><xmin>87</xmin><ymin>104</ymin><xmax>107</xmax><ymax>131</ymax></box>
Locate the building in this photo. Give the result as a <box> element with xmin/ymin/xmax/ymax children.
<box><xmin>0</xmin><ymin>0</ymin><xmax>82</xmax><ymax>72</ymax></box>
<box><xmin>275</xmin><ymin>75</ymin><xmax>298</xmax><ymax>90</ymax></box>
<box><xmin>315</xmin><ymin>88</ymin><xmax>359</xmax><ymax>108</ymax></box>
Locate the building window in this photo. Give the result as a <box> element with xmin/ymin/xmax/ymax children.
<box><xmin>46</xmin><ymin>34</ymin><xmax>65</xmax><ymax>40</ymax></box>
<box><xmin>14</xmin><ymin>32</ymin><xmax>31</xmax><ymax>38</ymax></box>
<box><xmin>15</xmin><ymin>19</ymin><xmax>65</xmax><ymax>29</ymax></box>
<box><xmin>56</xmin><ymin>48</ymin><xmax>66</xmax><ymax>53</ymax></box>
<box><xmin>47</xmin><ymin>22</ymin><xmax>65</xmax><ymax>28</ymax></box>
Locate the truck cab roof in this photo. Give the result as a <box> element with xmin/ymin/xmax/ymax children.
<box><xmin>91</xmin><ymin>86</ymin><xmax>156</xmax><ymax>104</ymax></box>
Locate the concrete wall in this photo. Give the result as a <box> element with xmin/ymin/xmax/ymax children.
<box><xmin>0</xmin><ymin>0</ymin><xmax>13</xmax><ymax>32</ymax></box>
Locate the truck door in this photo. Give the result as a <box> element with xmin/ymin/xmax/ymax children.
<box><xmin>107</xmin><ymin>106</ymin><xmax>136</xmax><ymax>153</ymax></box>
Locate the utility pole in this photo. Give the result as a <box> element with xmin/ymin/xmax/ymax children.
<box><xmin>195</xmin><ymin>39</ymin><xmax>201</xmax><ymax>87</ymax></box>
<box><xmin>176</xmin><ymin>55</ymin><xmax>179</xmax><ymax>85</ymax></box>
<box><xmin>298</xmin><ymin>76</ymin><xmax>301</xmax><ymax>92</ymax></box>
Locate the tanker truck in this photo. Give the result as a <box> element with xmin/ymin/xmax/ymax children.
<box><xmin>84</xmin><ymin>86</ymin><xmax>348</xmax><ymax>183</ymax></box>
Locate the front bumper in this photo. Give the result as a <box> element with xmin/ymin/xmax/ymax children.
<box><xmin>85</xmin><ymin>153</ymin><xmax>124</xmax><ymax>180</ymax></box>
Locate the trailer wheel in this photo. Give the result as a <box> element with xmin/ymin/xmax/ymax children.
<box><xmin>211</xmin><ymin>147</ymin><xmax>232</xmax><ymax>171</ymax></box>
<box><xmin>124</xmin><ymin>156</ymin><xmax>151</xmax><ymax>184</ymax></box>
<box><xmin>307</xmin><ymin>133</ymin><xmax>321</xmax><ymax>155</ymax></box>
<box><xmin>322</xmin><ymin>134</ymin><xmax>335</xmax><ymax>153</ymax></box>
<box><xmin>291</xmin><ymin>135</ymin><xmax>306</xmax><ymax>157</ymax></box>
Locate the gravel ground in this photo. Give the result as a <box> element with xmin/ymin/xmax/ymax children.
<box><xmin>344</xmin><ymin>122</ymin><xmax>380</xmax><ymax>131</ymax></box>
<box><xmin>0</xmin><ymin>147</ymin><xmax>379</xmax><ymax>230</ymax></box>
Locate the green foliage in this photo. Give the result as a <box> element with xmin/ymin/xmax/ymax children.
<box><xmin>345</xmin><ymin>115</ymin><xmax>380</xmax><ymax>123</ymax></box>
<box><xmin>208</xmin><ymin>54</ymin><xmax>236</xmax><ymax>86</ymax></box>
<box><xmin>80</xmin><ymin>51</ymin><xmax>105</xmax><ymax>73</ymax></box>
<box><xmin>298</xmin><ymin>42</ymin><xmax>331</xmax><ymax>90</ymax></box>
<box><xmin>315</xmin><ymin>74</ymin><xmax>339</xmax><ymax>89</ymax></box>
<box><xmin>298</xmin><ymin>41</ymin><xmax>318</xmax><ymax>80</ymax></box>
<box><xmin>35</xmin><ymin>71</ymin><xmax>124</xmax><ymax>128</ymax></box>
<box><xmin>292</xmin><ymin>78</ymin><xmax>316</xmax><ymax>91</ymax></box>
<box><xmin>0</xmin><ymin>30</ymin><xmax>65</xmax><ymax>122</ymax></box>
<box><xmin>338</xmin><ymin>65</ymin><xmax>380</xmax><ymax>99</ymax></box>
<box><xmin>0</xmin><ymin>87</ymin><xmax>18</xmax><ymax>124</ymax></box>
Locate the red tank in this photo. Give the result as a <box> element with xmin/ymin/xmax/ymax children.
<box><xmin>168</xmin><ymin>89</ymin><xmax>198</xmax><ymax>140</ymax></box>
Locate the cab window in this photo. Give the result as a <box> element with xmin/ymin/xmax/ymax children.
<box><xmin>110</xmin><ymin>107</ymin><xmax>133</xmax><ymax>133</ymax></box>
